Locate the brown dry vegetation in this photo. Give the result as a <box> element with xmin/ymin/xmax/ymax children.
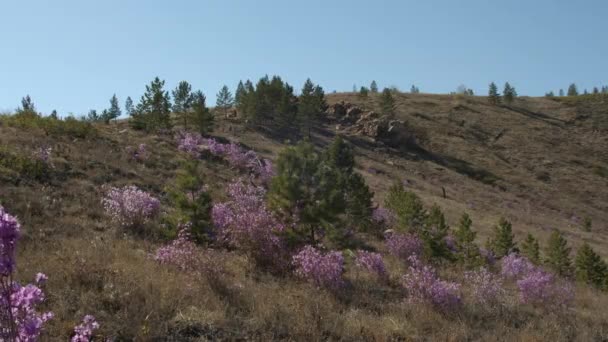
<box><xmin>1</xmin><ymin>92</ymin><xmax>607</xmax><ymax>340</ymax></box>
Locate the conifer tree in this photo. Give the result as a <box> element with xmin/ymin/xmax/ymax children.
<box><xmin>216</xmin><ymin>85</ymin><xmax>234</xmax><ymax>117</ymax></box>
<box><xmin>503</xmin><ymin>82</ymin><xmax>517</xmax><ymax>104</ymax></box>
<box><xmin>567</xmin><ymin>83</ymin><xmax>579</xmax><ymax>96</ymax></box>
<box><xmin>487</xmin><ymin>217</ymin><xmax>516</xmax><ymax>258</ymax></box>
<box><xmin>323</xmin><ymin>136</ymin><xmax>373</xmax><ymax>231</ymax></box>
<box><xmin>87</xmin><ymin>109</ymin><xmax>99</xmax><ymax>122</ymax></box>
<box><xmin>384</xmin><ymin>182</ymin><xmax>427</xmax><ymax>232</ymax></box>
<box><xmin>172</xmin><ymin>81</ymin><xmax>193</xmax><ymax>128</ymax></box>
<box><xmin>191</xmin><ymin>90</ymin><xmax>214</xmax><ymax>134</ymax></box>
<box><xmin>545</xmin><ymin>230</ymin><xmax>573</xmax><ymax>277</ymax></box>
<box><xmin>131</xmin><ymin>77</ymin><xmax>172</xmax><ymax>131</ymax></box>
<box><xmin>268</xmin><ymin>141</ymin><xmax>345</xmax><ymax>246</ymax></box>
<box><xmin>298</xmin><ymin>79</ymin><xmax>326</xmax><ymax>138</ymax></box>
<box><xmin>575</xmin><ymin>243</ymin><xmax>607</xmax><ymax>289</ymax></box>
<box><xmin>545</xmin><ymin>91</ymin><xmax>555</xmax><ymax>97</ymax></box>
<box><xmin>559</xmin><ymin>89</ymin><xmax>565</xmax><ymax>97</ymax></box>
<box><xmin>454</xmin><ymin>213</ymin><xmax>483</xmax><ymax>267</ymax></box>
<box><xmin>370</xmin><ymin>80</ymin><xmax>378</xmax><ymax>93</ymax></box>
<box><xmin>50</xmin><ymin>110</ymin><xmax>58</xmax><ymax>119</ymax></box>
<box><xmin>593</xmin><ymin>87</ymin><xmax>599</xmax><ymax>94</ymax></box>
<box><xmin>488</xmin><ymin>82</ymin><xmax>500</xmax><ymax>105</ymax></box>
<box><xmin>19</xmin><ymin>95</ymin><xmax>35</xmax><ymax>113</ymax></box>
<box><xmin>358</xmin><ymin>86</ymin><xmax>369</xmax><ymax>99</ymax></box>
<box><xmin>423</xmin><ymin>205</ymin><xmax>452</xmax><ymax>260</ymax></box>
<box><xmin>101</xmin><ymin>94</ymin><xmax>121</xmax><ymax>123</ymax></box>
<box><xmin>521</xmin><ymin>233</ymin><xmax>540</xmax><ymax>264</ymax></box>
<box><xmin>167</xmin><ymin>160</ymin><xmax>213</xmax><ymax>243</ymax></box>
<box><xmin>125</xmin><ymin>96</ymin><xmax>134</xmax><ymax>117</ymax></box>
<box><xmin>235</xmin><ymin>80</ymin><xmax>246</xmax><ymax>108</ymax></box>
<box><xmin>379</xmin><ymin>88</ymin><xmax>396</xmax><ymax>117</ymax></box>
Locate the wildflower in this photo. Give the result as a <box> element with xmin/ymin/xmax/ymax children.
<box><xmin>292</xmin><ymin>245</ymin><xmax>345</xmax><ymax>290</ymax></box>
<box><xmin>102</xmin><ymin>186</ymin><xmax>160</xmax><ymax>228</ymax></box>
<box><xmin>355</xmin><ymin>250</ymin><xmax>388</xmax><ymax>281</ymax></box>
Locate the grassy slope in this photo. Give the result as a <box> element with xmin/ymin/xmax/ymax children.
<box><xmin>0</xmin><ymin>93</ymin><xmax>607</xmax><ymax>340</ymax></box>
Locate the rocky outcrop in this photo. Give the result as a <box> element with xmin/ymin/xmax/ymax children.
<box><xmin>325</xmin><ymin>102</ymin><xmax>417</xmax><ymax>148</ymax></box>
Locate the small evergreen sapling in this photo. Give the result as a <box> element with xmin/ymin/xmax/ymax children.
<box><xmin>545</xmin><ymin>230</ymin><xmax>573</xmax><ymax>278</ymax></box>
<box><xmin>521</xmin><ymin>233</ymin><xmax>540</xmax><ymax>264</ymax></box>
<box><xmin>486</xmin><ymin>217</ymin><xmax>516</xmax><ymax>258</ymax></box>
<box><xmin>575</xmin><ymin>243</ymin><xmax>607</xmax><ymax>289</ymax></box>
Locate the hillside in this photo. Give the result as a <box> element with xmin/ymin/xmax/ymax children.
<box><xmin>1</xmin><ymin>92</ymin><xmax>608</xmax><ymax>340</ymax></box>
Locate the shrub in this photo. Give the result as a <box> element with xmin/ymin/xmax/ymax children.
<box><xmin>127</xmin><ymin>144</ymin><xmax>148</xmax><ymax>162</ymax></box>
<box><xmin>372</xmin><ymin>207</ymin><xmax>396</xmax><ymax>227</ymax></box>
<box><xmin>354</xmin><ymin>250</ymin><xmax>387</xmax><ymax>281</ymax></box>
<box><xmin>102</xmin><ymin>186</ymin><xmax>160</xmax><ymax>229</ymax></box>
<box><xmin>0</xmin><ymin>147</ymin><xmax>50</xmax><ymax>183</ymax></box>
<box><xmin>292</xmin><ymin>245</ymin><xmax>345</xmax><ymax>290</ymax></box>
<box><xmin>464</xmin><ymin>267</ymin><xmax>504</xmax><ymax>305</ymax></box>
<box><xmin>500</xmin><ymin>253</ymin><xmax>535</xmax><ymax>280</ymax></box>
<box><xmin>401</xmin><ymin>256</ymin><xmax>461</xmax><ymax>311</ymax></box>
<box><xmin>517</xmin><ymin>269</ymin><xmax>574</xmax><ymax>308</ymax></box>
<box><xmin>212</xmin><ymin>179</ymin><xmax>286</xmax><ymax>270</ymax></box>
<box><xmin>0</xmin><ymin>206</ymin><xmax>53</xmax><ymax>341</ymax></box>
<box><xmin>385</xmin><ymin>232</ymin><xmax>423</xmax><ymax>261</ymax></box>
<box><xmin>71</xmin><ymin>315</ymin><xmax>100</xmax><ymax>342</ymax></box>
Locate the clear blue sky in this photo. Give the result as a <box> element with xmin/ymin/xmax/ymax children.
<box><xmin>0</xmin><ymin>0</ymin><xmax>606</xmax><ymax>116</ymax></box>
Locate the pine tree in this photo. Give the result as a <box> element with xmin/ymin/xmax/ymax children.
<box><xmin>235</xmin><ymin>80</ymin><xmax>246</xmax><ymax>108</ymax></box>
<box><xmin>488</xmin><ymin>82</ymin><xmax>500</xmax><ymax>105</ymax></box>
<box><xmin>125</xmin><ymin>97</ymin><xmax>134</xmax><ymax>117</ymax></box>
<box><xmin>167</xmin><ymin>160</ymin><xmax>213</xmax><ymax>243</ymax></box>
<box><xmin>575</xmin><ymin>243</ymin><xmax>607</xmax><ymax>288</ymax></box>
<box><xmin>298</xmin><ymin>78</ymin><xmax>326</xmax><ymax>138</ymax></box>
<box><xmin>172</xmin><ymin>81</ymin><xmax>193</xmax><ymax>128</ymax></box>
<box><xmin>379</xmin><ymin>88</ymin><xmax>396</xmax><ymax>117</ymax></box>
<box><xmin>454</xmin><ymin>213</ymin><xmax>483</xmax><ymax>267</ymax></box>
<box><xmin>583</xmin><ymin>89</ymin><xmax>589</xmax><ymax>95</ymax></box>
<box><xmin>521</xmin><ymin>233</ymin><xmax>540</xmax><ymax>264</ymax></box>
<box><xmin>50</xmin><ymin>110</ymin><xmax>58</xmax><ymax>119</ymax></box>
<box><xmin>87</xmin><ymin>109</ymin><xmax>99</xmax><ymax>122</ymax></box>
<box><xmin>410</xmin><ymin>85</ymin><xmax>420</xmax><ymax>94</ymax></box>
<box><xmin>19</xmin><ymin>95</ymin><xmax>35</xmax><ymax>113</ymax></box>
<box><xmin>102</xmin><ymin>94</ymin><xmax>121</xmax><ymax>123</ymax></box>
<box><xmin>503</xmin><ymin>82</ymin><xmax>517</xmax><ymax>104</ymax></box>
<box><xmin>268</xmin><ymin>141</ymin><xmax>345</xmax><ymax>246</ymax></box>
<box><xmin>216</xmin><ymin>85</ymin><xmax>234</xmax><ymax>117</ymax></box>
<box><xmin>323</xmin><ymin>136</ymin><xmax>373</xmax><ymax>232</ymax></box>
<box><xmin>559</xmin><ymin>89</ymin><xmax>565</xmax><ymax>97</ymax></box>
<box><xmin>384</xmin><ymin>182</ymin><xmax>427</xmax><ymax>232</ymax></box>
<box><xmin>487</xmin><ymin>217</ymin><xmax>516</xmax><ymax>258</ymax></box>
<box><xmin>423</xmin><ymin>205</ymin><xmax>451</xmax><ymax>260</ymax></box>
<box><xmin>593</xmin><ymin>87</ymin><xmax>600</xmax><ymax>94</ymax></box>
<box><xmin>545</xmin><ymin>230</ymin><xmax>573</xmax><ymax>277</ymax></box>
<box><xmin>545</xmin><ymin>91</ymin><xmax>555</xmax><ymax>97</ymax></box>
<box><xmin>131</xmin><ymin>77</ymin><xmax>172</xmax><ymax>131</ymax></box>
<box><xmin>191</xmin><ymin>90</ymin><xmax>214</xmax><ymax>134</ymax></box>
<box><xmin>370</xmin><ymin>80</ymin><xmax>378</xmax><ymax>93</ymax></box>
<box><xmin>359</xmin><ymin>86</ymin><xmax>369</xmax><ymax>99</ymax></box>
<box><xmin>567</xmin><ymin>83</ymin><xmax>579</xmax><ymax>96</ymax></box>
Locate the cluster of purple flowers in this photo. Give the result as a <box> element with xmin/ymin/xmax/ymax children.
<box><xmin>354</xmin><ymin>250</ymin><xmax>388</xmax><ymax>281</ymax></box>
<box><xmin>371</xmin><ymin>207</ymin><xmax>396</xmax><ymax>227</ymax></box>
<box><xmin>154</xmin><ymin>224</ymin><xmax>200</xmax><ymax>271</ymax></box>
<box><xmin>292</xmin><ymin>245</ymin><xmax>345</xmax><ymax>290</ymax></box>
<box><xmin>0</xmin><ymin>206</ymin><xmax>53</xmax><ymax>341</ymax></box>
<box><xmin>71</xmin><ymin>315</ymin><xmax>100</xmax><ymax>342</ymax></box>
<box><xmin>102</xmin><ymin>185</ymin><xmax>160</xmax><ymax>228</ymax></box>
<box><xmin>177</xmin><ymin>132</ymin><xmax>275</xmax><ymax>183</ymax></box>
<box><xmin>34</xmin><ymin>146</ymin><xmax>52</xmax><ymax>165</ymax></box>
<box><xmin>127</xmin><ymin>144</ymin><xmax>148</xmax><ymax>162</ymax></box>
<box><xmin>401</xmin><ymin>256</ymin><xmax>461</xmax><ymax>311</ymax></box>
<box><xmin>385</xmin><ymin>232</ymin><xmax>423</xmax><ymax>261</ymax></box>
<box><xmin>501</xmin><ymin>253</ymin><xmax>574</xmax><ymax>307</ymax></box>
<box><xmin>212</xmin><ymin>180</ymin><xmax>286</xmax><ymax>269</ymax></box>
<box><xmin>464</xmin><ymin>267</ymin><xmax>504</xmax><ymax>305</ymax></box>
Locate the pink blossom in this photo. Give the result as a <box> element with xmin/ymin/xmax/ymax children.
<box><xmin>355</xmin><ymin>250</ymin><xmax>388</xmax><ymax>281</ymax></box>
<box><xmin>292</xmin><ymin>245</ymin><xmax>345</xmax><ymax>290</ymax></box>
<box><xmin>71</xmin><ymin>315</ymin><xmax>100</xmax><ymax>342</ymax></box>
<box><xmin>102</xmin><ymin>185</ymin><xmax>160</xmax><ymax>228</ymax></box>
<box><xmin>464</xmin><ymin>267</ymin><xmax>504</xmax><ymax>305</ymax></box>
<box><xmin>401</xmin><ymin>256</ymin><xmax>461</xmax><ymax>311</ymax></box>
<box><xmin>385</xmin><ymin>232</ymin><xmax>423</xmax><ymax>261</ymax></box>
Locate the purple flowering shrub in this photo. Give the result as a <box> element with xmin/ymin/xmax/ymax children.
<box><xmin>34</xmin><ymin>146</ymin><xmax>52</xmax><ymax>166</ymax></box>
<box><xmin>372</xmin><ymin>207</ymin><xmax>396</xmax><ymax>227</ymax></box>
<box><xmin>212</xmin><ymin>179</ymin><xmax>286</xmax><ymax>270</ymax></box>
<box><xmin>354</xmin><ymin>250</ymin><xmax>388</xmax><ymax>281</ymax></box>
<box><xmin>154</xmin><ymin>223</ymin><xmax>200</xmax><ymax>271</ymax></box>
<box><xmin>127</xmin><ymin>144</ymin><xmax>148</xmax><ymax>162</ymax></box>
<box><xmin>385</xmin><ymin>232</ymin><xmax>423</xmax><ymax>261</ymax></box>
<box><xmin>292</xmin><ymin>245</ymin><xmax>345</xmax><ymax>290</ymax></box>
<box><xmin>517</xmin><ymin>269</ymin><xmax>574</xmax><ymax>308</ymax></box>
<box><xmin>176</xmin><ymin>132</ymin><xmax>276</xmax><ymax>183</ymax></box>
<box><xmin>501</xmin><ymin>254</ymin><xmax>575</xmax><ymax>308</ymax></box>
<box><xmin>401</xmin><ymin>256</ymin><xmax>461</xmax><ymax>311</ymax></box>
<box><xmin>464</xmin><ymin>267</ymin><xmax>504</xmax><ymax>305</ymax></box>
<box><xmin>102</xmin><ymin>185</ymin><xmax>160</xmax><ymax>228</ymax></box>
<box><xmin>71</xmin><ymin>315</ymin><xmax>100</xmax><ymax>342</ymax></box>
<box><xmin>0</xmin><ymin>206</ymin><xmax>54</xmax><ymax>341</ymax></box>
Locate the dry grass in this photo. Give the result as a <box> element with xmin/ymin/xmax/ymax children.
<box><xmin>0</xmin><ymin>93</ymin><xmax>607</xmax><ymax>340</ymax></box>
